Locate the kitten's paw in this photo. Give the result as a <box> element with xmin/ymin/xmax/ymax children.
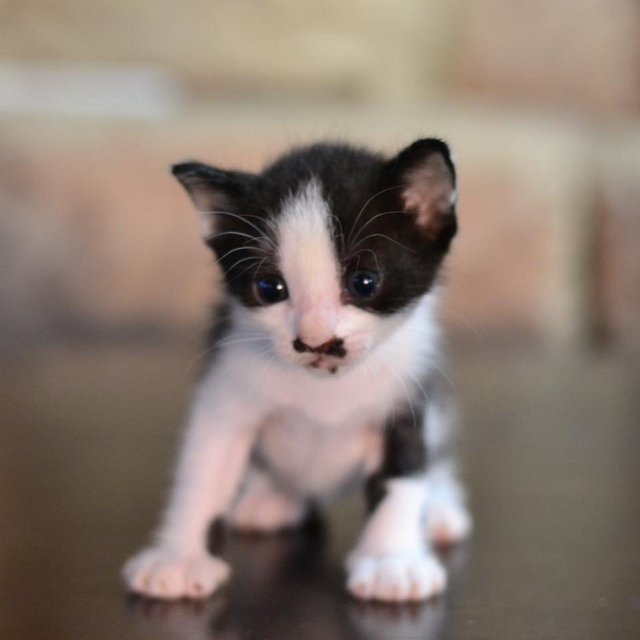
<box><xmin>426</xmin><ymin>502</ymin><xmax>472</xmax><ymax>546</ymax></box>
<box><xmin>346</xmin><ymin>553</ymin><xmax>446</xmax><ymax>603</ymax></box>
<box><xmin>228</xmin><ymin>489</ymin><xmax>306</xmax><ymax>533</ymax></box>
<box><xmin>122</xmin><ymin>547</ymin><xmax>230</xmax><ymax>600</ymax></box>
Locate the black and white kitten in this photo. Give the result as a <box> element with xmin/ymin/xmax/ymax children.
<box><xmin>123</xmin><ymin>139</ymin><xmax>471</xmax><ymax>603</ymax></box>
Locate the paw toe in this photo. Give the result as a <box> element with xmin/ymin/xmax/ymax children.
<box><xmin>347</xmin><ymin>554</ymin><xmax>446</xmax><ymax>603</ymax></box>
<box><xmin>122</xmin><ymin>548</ymin><xmax>230</xmax><ymax>600</ymax></box>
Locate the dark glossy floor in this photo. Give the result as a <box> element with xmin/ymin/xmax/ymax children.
<box><xmin>1</xmin><ymin>343</ymin><xmax>639</xmax><ymax>640</ymax></box>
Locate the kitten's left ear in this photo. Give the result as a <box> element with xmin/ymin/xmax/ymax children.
<box><xmin>389</xmin><ymin>138</ymin><xmax>457</xmax><ymax>246</ymax></box>
<box><xmin>171</xmin><ymin>161</ymin><xmax>252</xmax><ymax>241</ymax></box>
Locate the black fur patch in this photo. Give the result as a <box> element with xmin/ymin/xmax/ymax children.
<box><xmin>365</xmin><ymin>401</ymin><xmax>428</xmax><ymax>512</ymax></box>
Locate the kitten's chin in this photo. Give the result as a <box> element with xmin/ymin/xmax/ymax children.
<box><xmin>305</xmin><ymin>361</ymin><xmax>343</xmax><ymax>376</ymax></box>
<box><xmin>299</xmin><ymin>351</ymin><xmax>366</xmax><ymax>377</ymax></box>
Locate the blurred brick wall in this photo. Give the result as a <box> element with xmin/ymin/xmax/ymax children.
<box><xmin>451</xmin><ymin>0</ymin><xmax>640</xmax><ymax>114</ymax></box>
<box><xmin>596</xmin><ymin>132</ymin><xmax>640</xmax><ymax>352</ymax></box>
<box><xmin>1</xmin><ymin>0</ymin><xmax>639</xmax><ymax>353</ymax></box>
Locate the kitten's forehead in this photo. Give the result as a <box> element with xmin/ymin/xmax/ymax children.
<box><xmin>275</xmin><ymin>178</ymin><xmax>341</xmax><ymax>307</ymax></box>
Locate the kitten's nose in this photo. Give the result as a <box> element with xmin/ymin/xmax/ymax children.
<box><xmin>293</xmin><ymin>337</ymin><xmax>346</xmax><ymax>358</ymax></box>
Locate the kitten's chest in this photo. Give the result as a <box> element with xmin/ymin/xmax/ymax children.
<box><xmin>255</xmin><ymin>409</ymin><xmax>382</xmax><ymax>496</ymax></box>
<box><xmin>263</xmin><ymin>353</ymin><xmax>412</xmax><ymax>427</ymax></box>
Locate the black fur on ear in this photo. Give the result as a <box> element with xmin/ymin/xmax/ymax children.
<box><xmin>171</xmin><ymin>161</ymin><xmax>253</xmax><ymax>240</ymax></box>
<box><xmin>387</xmin><ymin>138</ymin><xmax>457</xmax><ymax>250</ymax></box>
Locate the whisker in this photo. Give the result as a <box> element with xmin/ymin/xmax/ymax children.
<box><xmin>442</xmin><ymin>310</ymin><xmax>483</xmax><ymax>339</ymax></box>
<box><xmin>237</xmin><ymin>258</ymin><xmax>272</xmax><ymax>284</ymax></box>
<box><xmin>214</xmin><ymin>331</ymin><xmax>266</xmax><ymax>345</ymax></box>
<box><xmin>220</xmin><ymin>252</ymin><xmax>274</xmax><ymax>285</ymax></box>
<box><xmin>348</xmin><ymin>248</ymin><xmax>382</xmax><ymax>274</ymax></box>
<box><xmin>349</xmin><ymin>233</ymin><xmax>416</xmax><ymax>255</ymax></box>
<box><xmin>215</xmin><ymin>245</ymin><xmax>254</xmax><ymax>266</ymax></box>
<box><xmin>207</xmin><ymin>230</ymin><xmax>265</xmax><ymax>246</ymax></box>
<box><xmin>202</xmin><ymin>210</ymin><xmax>279</xmax><ymax>252</ymax></box>
<box><xmin>347</xmin><ymin>184</ymin><xmax>404</xmax><ymax>245</ymax></box>
<box><xmin>330</xmin><ymin>212</ymin><xmax>346</xmax><ymax>254</ymax></box>
<box><xmin>216</xmin><ymin>336</ymin><xmax>272</xmax><ymax>350</ymax></box>
<box><xmin>431</xmin><ymin>363</ymin><xmax>456</xmax><ymax>389</ymax></box>
<box><xmin>253</xmin><ymin>344</ymin><xmax>280</xmax><ymax>380</ymax></box>
<box><xmin>348</xmin><ymin>210</ymin><xmax>403</xmax><ymax>246</ymax></box>
<box><xmin>398</xmin><ymin>365</ymin><xmax>432</xmax><ymax>403</ymax></box>
<box><xmin>382</xmin><ymin>358</ymin><xmax>419</xmax><ymax>432</ymax></box>
<box><xmin>184</xmin><ymin>348</ymin><xmax>213</xmax><ymax>375</ymax></box>
<box><xmin>224</xmin><ymin>255</ymin><xmax>263</xmax><ymax>273</ymax></box>
<box><xmin>201</xmin><ymin>210</ymin><xmax>267</xmax><ymax>237</ymax></box>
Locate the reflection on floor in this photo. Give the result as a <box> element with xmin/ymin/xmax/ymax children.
<box><xmin>0</xmin><ymin>344</ymin><xmax>639</xmax><ymax>640</ymax></box>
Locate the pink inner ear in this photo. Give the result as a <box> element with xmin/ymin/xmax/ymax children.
<box><xmin>401</xmin><ymin>160</ymin><xmax>454</xmax><ymax>235</ymax></box>
<box><xmin>187</xmin><ymin>185</ymin><xmax>230</xmax><ymax>240</ymax></box>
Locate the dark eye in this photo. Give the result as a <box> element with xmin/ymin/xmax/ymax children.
<box><xmin>254</xmin><ymin>276</ymin><xmax>288</xmax><ymax>304</ymax></box>
<box><xmin>347</xmin><ymin>271</ymin><xmax>380</xmax><ymax>299</ymax></box>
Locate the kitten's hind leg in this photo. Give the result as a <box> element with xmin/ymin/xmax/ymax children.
<box><xmin>227</xmin><ymin>467</ymin><xmax>307</xmax><ymax>534</ymax></box>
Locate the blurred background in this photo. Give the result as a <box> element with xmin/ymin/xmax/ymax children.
<box><xmin>2</xmin><ymin>0</ymin><xmax>639</xmax><ymax>356</ymax></box>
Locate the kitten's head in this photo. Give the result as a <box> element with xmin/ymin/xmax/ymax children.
<box><xmin>173</xmin><ymin>140</ymin><xmax>457</xmax><ymax>375</ymax></box>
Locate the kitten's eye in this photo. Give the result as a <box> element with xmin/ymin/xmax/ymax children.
<box><xmin>347</xmin><ymin>271</ymin><xmax>379</xmax><ymax>299</ymax></box>
<box><xmin>254</xmin><ymin>276</ymin><xmax>288</xmax><ymax>304</ymax></box>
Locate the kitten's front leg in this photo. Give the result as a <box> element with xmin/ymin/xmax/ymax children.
<box><xmin>347</xmin><ymin>408</ymin><xmax>446</xmax><ymax>603</ymax></box>
<box><xmin>123</xmin><ymin>379</ymin><xmax>261</xmax><ymax>600</ymax></box>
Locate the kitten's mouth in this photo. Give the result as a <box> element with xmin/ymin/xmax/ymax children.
<box><xmin>307</xmin><ymin>355</ymin><xmax>340</xmax><ymax>375</ymax></box>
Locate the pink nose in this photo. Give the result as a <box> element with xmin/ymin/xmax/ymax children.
<box><xmin>294</xmin><ymin>309</ymin><xmax>338</xmax><ymax>349</ymax></box>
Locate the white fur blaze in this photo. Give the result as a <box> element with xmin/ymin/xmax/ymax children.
<box><xmin>276</xmin><ymin>179</ymin><xmax>341</xmax><ymax>347</ymax></box>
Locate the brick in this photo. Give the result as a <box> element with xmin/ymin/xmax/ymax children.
<box><xmin>451</xmin><ymin>0</ymin><xmax>640</xmax><ymax>114</ymax></box>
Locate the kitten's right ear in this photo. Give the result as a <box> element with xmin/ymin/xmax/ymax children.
<box><xmin>387</xmin><ymin>139</ymin><xmax>457</xmax><ymax>249</ymax></box>
<box><xmin>171</xmin><ymin>161</ymin><xmax>248</xmax><ymax>240</ymax></box>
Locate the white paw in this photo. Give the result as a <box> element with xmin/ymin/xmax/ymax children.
<box><xmin>426</xmin><ymin>502</ymin><xmax>472</xmax><ymax>546</ymax></box>
<box><xmin>122</xmin><ymin>547</ymin><xmax>230</xmax><ymax>600</ymax></box>
<box><xmin>228</xmin><ymin>490</ymin><xmax>306</xmax><ymax>533</ymax></box>
<box><xmin>346</xmin><ymin>553</ymin><xmax>446</xmax><ymax>603</ymax></box>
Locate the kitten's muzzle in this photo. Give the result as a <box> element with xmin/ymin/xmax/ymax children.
<box><xmin>292</xmin><ymin>337</ymin><xmax>346</xmax><ymax>358</ymax></box>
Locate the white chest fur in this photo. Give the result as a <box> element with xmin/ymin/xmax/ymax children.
<box><xmin>203</xmin><ymin>293</ymin><xmax>442</xmax><ymax>497</ymax></box>
<box><xmin>255</xmin><ymin>411</ymin><xmax>381</xmax><ymax>496</ymax></box>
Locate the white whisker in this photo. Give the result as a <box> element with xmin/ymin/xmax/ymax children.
<box><xmin>215</xmin><ymin>245</ymin><xmax>255</xmax><ymax>266</ymax></box>
<box><xmin>349</xmin><ymin>233</ymin><xmax>416</xmax><ymax>255</ymax></box>
<box><xmin>225</xmin><ymin>255</ymin><xmax>263</xmax><ymax>273</ymax></box>
<box><xmin>383</xmin><ymin>357</ymin><xmax>419</xmax><ymax>432</ymax></box>
<box><xmin>201</xmin><ymin>210</ymin><xmax>268</xmax><ymax>238</ymax></box>
<box><xmin>349</xmin><ymin>210</ymin><xmax>403</xmax><ymax>246</ymax></box>
<box><xmin>349</xmin><ymin>248</ymin><xmax>382</xmax><ymax>274</ymax></box>
<box><xmin>208</xmin><ymin>230</ymin><xmax>272</xmax><ymax>250</ymax></box>
<box><xmin>347</xmin><ymin>184</ymin><xmax>404</xmax><ymax>245</ymax></box>
<box><xmin>216</xmin><ymin>336</ymin><xmax>271</xmax><ymax>350</ymax></box>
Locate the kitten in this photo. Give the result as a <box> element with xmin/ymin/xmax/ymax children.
<box><xmin>122</xmin><ymin>139</ymin><xmax>471</xmax><ymax>603</ymax></box>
